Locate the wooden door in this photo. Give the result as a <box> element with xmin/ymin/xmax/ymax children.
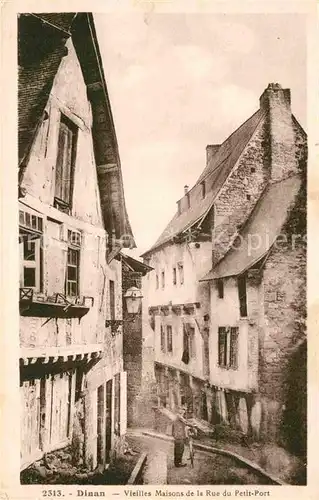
<box><xmin>21</xmin><ymin>379</ymin><xmax>41</xmax><ymax>464</ymax></box>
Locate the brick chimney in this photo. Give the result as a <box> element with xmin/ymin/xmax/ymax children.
<box><xmin>260</xmin><ymin>83</ymin><xmax>297</xmax><ymax>182</ymax></box>
<box><xmin>184</xmin><ymin>185</ymin><xmax>189</xmax><ymax>194</ymax></box>
<box><xmin>206</xmin><ymin>144</ymin><xmax>220</xmax><ymax>166</ymax></box>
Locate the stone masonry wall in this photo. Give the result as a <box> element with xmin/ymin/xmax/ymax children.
<box><xmin>122</xmin><ymin>267</ymin><xmax>143</xmax><ymax>426</ymax></box>
<box><xmin>258</xmin><ymin>123</ymin><xmax>307</xmax><ymax>449</ymax></box>
<box><xmin>212</xmin><ymin>119</ymin><xmax>270</xmax><ymax>263</ymax></box>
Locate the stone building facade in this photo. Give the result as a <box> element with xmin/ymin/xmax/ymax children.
<box><xmin>121</xmin><ymin>253</ymin><xmax>156</xmax><ymax>428</ymax></box>
<box><xmin>142</xmin><ymin>84</ymin><xmax>307</xmax><ymax>457</ymax></box>
<box><xmin>18</xmin><ymin>13</ymin><xmax>134</xmax><ymax>472</ymax></box>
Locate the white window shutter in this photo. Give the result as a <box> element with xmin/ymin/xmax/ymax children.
<box><xmin>119</xmin><ymin>371</ymin><xmax>127</xmax><ymax>436</ymax></box>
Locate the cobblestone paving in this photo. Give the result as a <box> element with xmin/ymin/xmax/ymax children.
<box><xmin>127</xmin><ymin>433</ymin><xmax>274</xmax><ymax>485</ymax></box>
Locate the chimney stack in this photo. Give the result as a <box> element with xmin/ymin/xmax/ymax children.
<box><xmin>259</xmin><ymin>83</ymin><xmax>297</xmax><ymax>182</ymax></box>
<box><xmin>184</xmin><ymin>185</ymin><xmax>189</xmax><ymax>194</ymax></box>
<box><xmin>206</xmin><ymin>144</ymin><xmax>220</xmax><ymax>166</ymax></box>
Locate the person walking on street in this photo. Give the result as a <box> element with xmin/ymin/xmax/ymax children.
<box><xmin>172</xmin><ymin>408</ymin><xmax>188</xmax><ymax>467</ymax></box>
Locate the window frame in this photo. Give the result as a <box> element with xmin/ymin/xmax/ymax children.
<box><xmin>19</xmin><ymin>209</ymin><xmax>44</xmax><ymax>292</ymax></box>
<box><xmin>217</xmin><ymin>278</ymin><xmax>224</xmax><ymax>299</ymax></box>
<box><xmin>160</xmin><ymin>324</ymin><xmax>166</xmax><ymax>352</ymax></box>
<box><xmin>238</xmin><ymin>275</ymin><xmax>248</xmax><ymax>317</ymax></box>
<box><xmin>182</xmin><ymin>323</ymin><xmax>195</xmax><ymax>363</ymax></box>
<box><xmin>155</xmin><ymin>274</ymin><xmax>159</xmax><ymax>290</ymax></box>
<box><xmin>161</xmin><ymin>270</ymin><xmax>165</xmax><ymax>289</ymax></box>
<box><xmin>66</xmin><ymin>247</ymin><xmax>80</xmax><ymax>297</ymax></box>
<box><xmin>20</xmin><ymin>236</ymin><xmax>42</xmax><ymax>290</ymax></box>
<box><xmin>172</xmin><ymin>267</ymin><xmax>177</xmax><ymax>285</ymax></box>
<box><xmin>166</xmin><ymin>325</ymin><xmax>173</xmax><ymax>353</ymax></box>
<box><xmin>218</xmin><ymin>326</ymin><xmax>239</xmax><ymax>369</ymax></box>
<box><xmin>177</xmin><ymin>262</ymin><xmax>184</xmax><ymax>285</ymax></box>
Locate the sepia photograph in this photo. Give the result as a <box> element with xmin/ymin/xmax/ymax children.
<box><xmin>8</xmin><ymin>2</ymin><xmax>311</xmax><ymax>491</ymax></box>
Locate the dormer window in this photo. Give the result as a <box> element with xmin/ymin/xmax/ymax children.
<box><xmin>54</xmin><ymin>114</ymin><xmax>78</xmax><ymax>213</ymax></box>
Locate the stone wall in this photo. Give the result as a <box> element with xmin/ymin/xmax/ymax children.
<box><xmin>259</xmin><ymin>181</ymin><xmax>306</xmax><ymax>446</ymax></box>
<box><xmin>212</xmin><ymin>119</ymin><xmax>270</xmax><ymax>263</ymax></box>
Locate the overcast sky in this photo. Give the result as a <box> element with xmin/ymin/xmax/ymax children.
<box><xmin>94</xmin><ymin>13</ymin><xmax>307</xmax><ymax>257</ymax></box>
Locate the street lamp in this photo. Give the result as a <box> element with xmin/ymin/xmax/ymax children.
<box><xmin>105</xmin><ymin>286</ymin><xmax>143</xmax><ymax>334</ymax></box>
<box><xmin>124</xmin><ymin>286</ymin><xmax>143</xmax><ymax>315</ymax></box>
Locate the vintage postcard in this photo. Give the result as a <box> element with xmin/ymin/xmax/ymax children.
<box><xmin>0</xmin><ymin>0</ymin><xmax>318</xmax><ymax>498</ymax></box>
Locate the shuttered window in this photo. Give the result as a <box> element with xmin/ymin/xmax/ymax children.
<box><xmin>178</xmin><ymin>262</ymin><xmax>184</xmax><ymax>285</ymax></box>
<box><xmin>189</xmin><ymin>326</ymin><xmax>195</xmax><ymax>358</ymax></box>
<box><xmin>160</xmin><ymin>324</ymin><xmax>166</xmax><ymax>352</ymax></box>
<box><xmin>217</xmin><ymin>279</ymin><xmax>224</xmax><ymax>299</ymax></box>
<box><xmin>238</xmin><ymin>275</ymin><xmax>248</xmax><ymax>317</ymax></box>
<box><xmin>218</xmin><ymin>327</ymin><xmax>227</xmax><ymax>367</ymax></box>
<box><xmin>182</xmin><ymin>324</ymin><xmax>189</xmax><ymax>364</ymax></box>
<box><xmin>54</xmin><ymin>115</ymin><xmax>77</xmax><ymax>211</ymax></box>
<box><xmin>230</xmin><ymin>327</ymin><xmax>239</xmax><ymax>369</ymax></box>
<box><xmin>161</xmin><ymin>270</ymin><xmax>165</xmax><ymax>289</ymax></box>
<box><xmin>173</xmin><ymin>267</ymin><xmax>177</xmax><ymax>285</ymax></box>
<box><xmin>218</xmin><ymin>327</ymin><xmax>239</xmax><ymax>369</ymax></box>
<box><xmin>182</xmin><ymin>324</ymin><xmax>195</xmax><ymax>363</ymax></box>
<box><xmin>167</xmin><ymin>325</ymin><xmax>173</xmax><ymax>352</ymax></box>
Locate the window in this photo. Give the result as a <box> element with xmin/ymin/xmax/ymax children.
<box><xmin>246</xmin><ymin>194</ymin><xmax>251</xmax><ymax>201</ymax></box>
<box><xmin>217</xmin><ymin>278</ymin><xmax>224</xmax><ymax>299</ymax></box>
<box><xmin>66</xmin><ymin>248</ymin><xmax>80</xmax><ymax>296</ymax></box>
<box><xmin>156</xmin><ymin>274</ymin><xmax>159</xmax><ymax>289</ymax></box>
<box><xmin>238</xmin><ymin>275</ymin><xmax>248</xmax><ymax>317</ymax></box>
<box><xmin>250</xmin><ymin>167</ymin><xmax>256</xmax><ymax>173</ymax></box>
<box><xmin>65</xmin><ymin>228</ymin><xmax>81</xmax><ymax>297</ymax></box>
<box><xmin>20</xmin><ymin>237</ymin><xmax>41</xmax><ymax>289</ymax></box>
<box><xmin>167</xmin><ymin>325</ymin><xmax>173</xmax><ymax>352</ymax></box>
<box><xmin>201</xmin><ymin>181</ymin><xmax>206</xmax><ymax>199</ymax></box>
<box><xmin>19</xmin><ymin>209</ymin><xmax>43</xmax><ymax>233</ymax></box>
<box><xmin>109</xmin><ymin>280</ymin><xmax>115</xmax><ymax>320</ymax></box>
<box><xmin>173</xmin><ymin>267</ymin><xmax>177</xmax><ymax>285</ymax></box>
<box><xmin>178</xmin><ymin>262</ymin><xmax>184</xmax><ymax>285</ymax></box>
<box><xmin>218</xmin><ymin>327</ymin><xmax>239</xmax><ymax>369</ymax></box>
<box><xmin>161</xmin><ymin>270</ymin><xmax>165</xmax><ymax>289</ymax></box>
<box><xmin>177</xmin><ymin>200</ymin><xmax>181</xmax><ymax>216</ymax></box>
<box><xmin>19</xmin><ymin>209</ymin><xmax>43</xmax><ymax>291</ymax></box>
<box><xmin>54</xmin><ymin>114</ymin><xmax>78</xmax><ymax>212</ymax></box>
<box><xmin>160</xmin><ymin>324</ymin><xmax>166</xmax><ymax>352</ymax></box>
<box><xmin>181</xmin><ymin>324</ymin><xmax>195</xmax><ymax>364</ymax></box>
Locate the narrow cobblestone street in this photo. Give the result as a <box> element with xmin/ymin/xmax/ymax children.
<box><xmin>127</xmin><ymin>432</ymin><xmax>274</xmax><ymax>485</ymax></box>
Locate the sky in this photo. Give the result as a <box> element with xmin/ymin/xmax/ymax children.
<box><xmin>94</xmin><ymin>13</ymin><xmax>307</xmax><ymax>257</ymax></box>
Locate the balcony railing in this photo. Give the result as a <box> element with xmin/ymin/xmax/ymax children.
<box><xmin>19</xmin><ymin>288</ymin><xmax>94</xmax><ymax>320</ymax></box>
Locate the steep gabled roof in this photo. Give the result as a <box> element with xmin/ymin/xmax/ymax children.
<box><xmin>141</xmin><ymin>108</ymin><xmax>265</xmax><ymax>257</ymax></box>
<box><xmin>200</xmin><ymin>174</ymin><xmax>301</xmax><ymax>281</ymax></box>
<box><xmin>18</xmin><ymin>13</ymin><xmax>135</xmax><ymax>247</ymax></box>
<box><xmin>18</xmin><ymin>14</ymin><xmax>76</xmax><ymax>166</ymax></box>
